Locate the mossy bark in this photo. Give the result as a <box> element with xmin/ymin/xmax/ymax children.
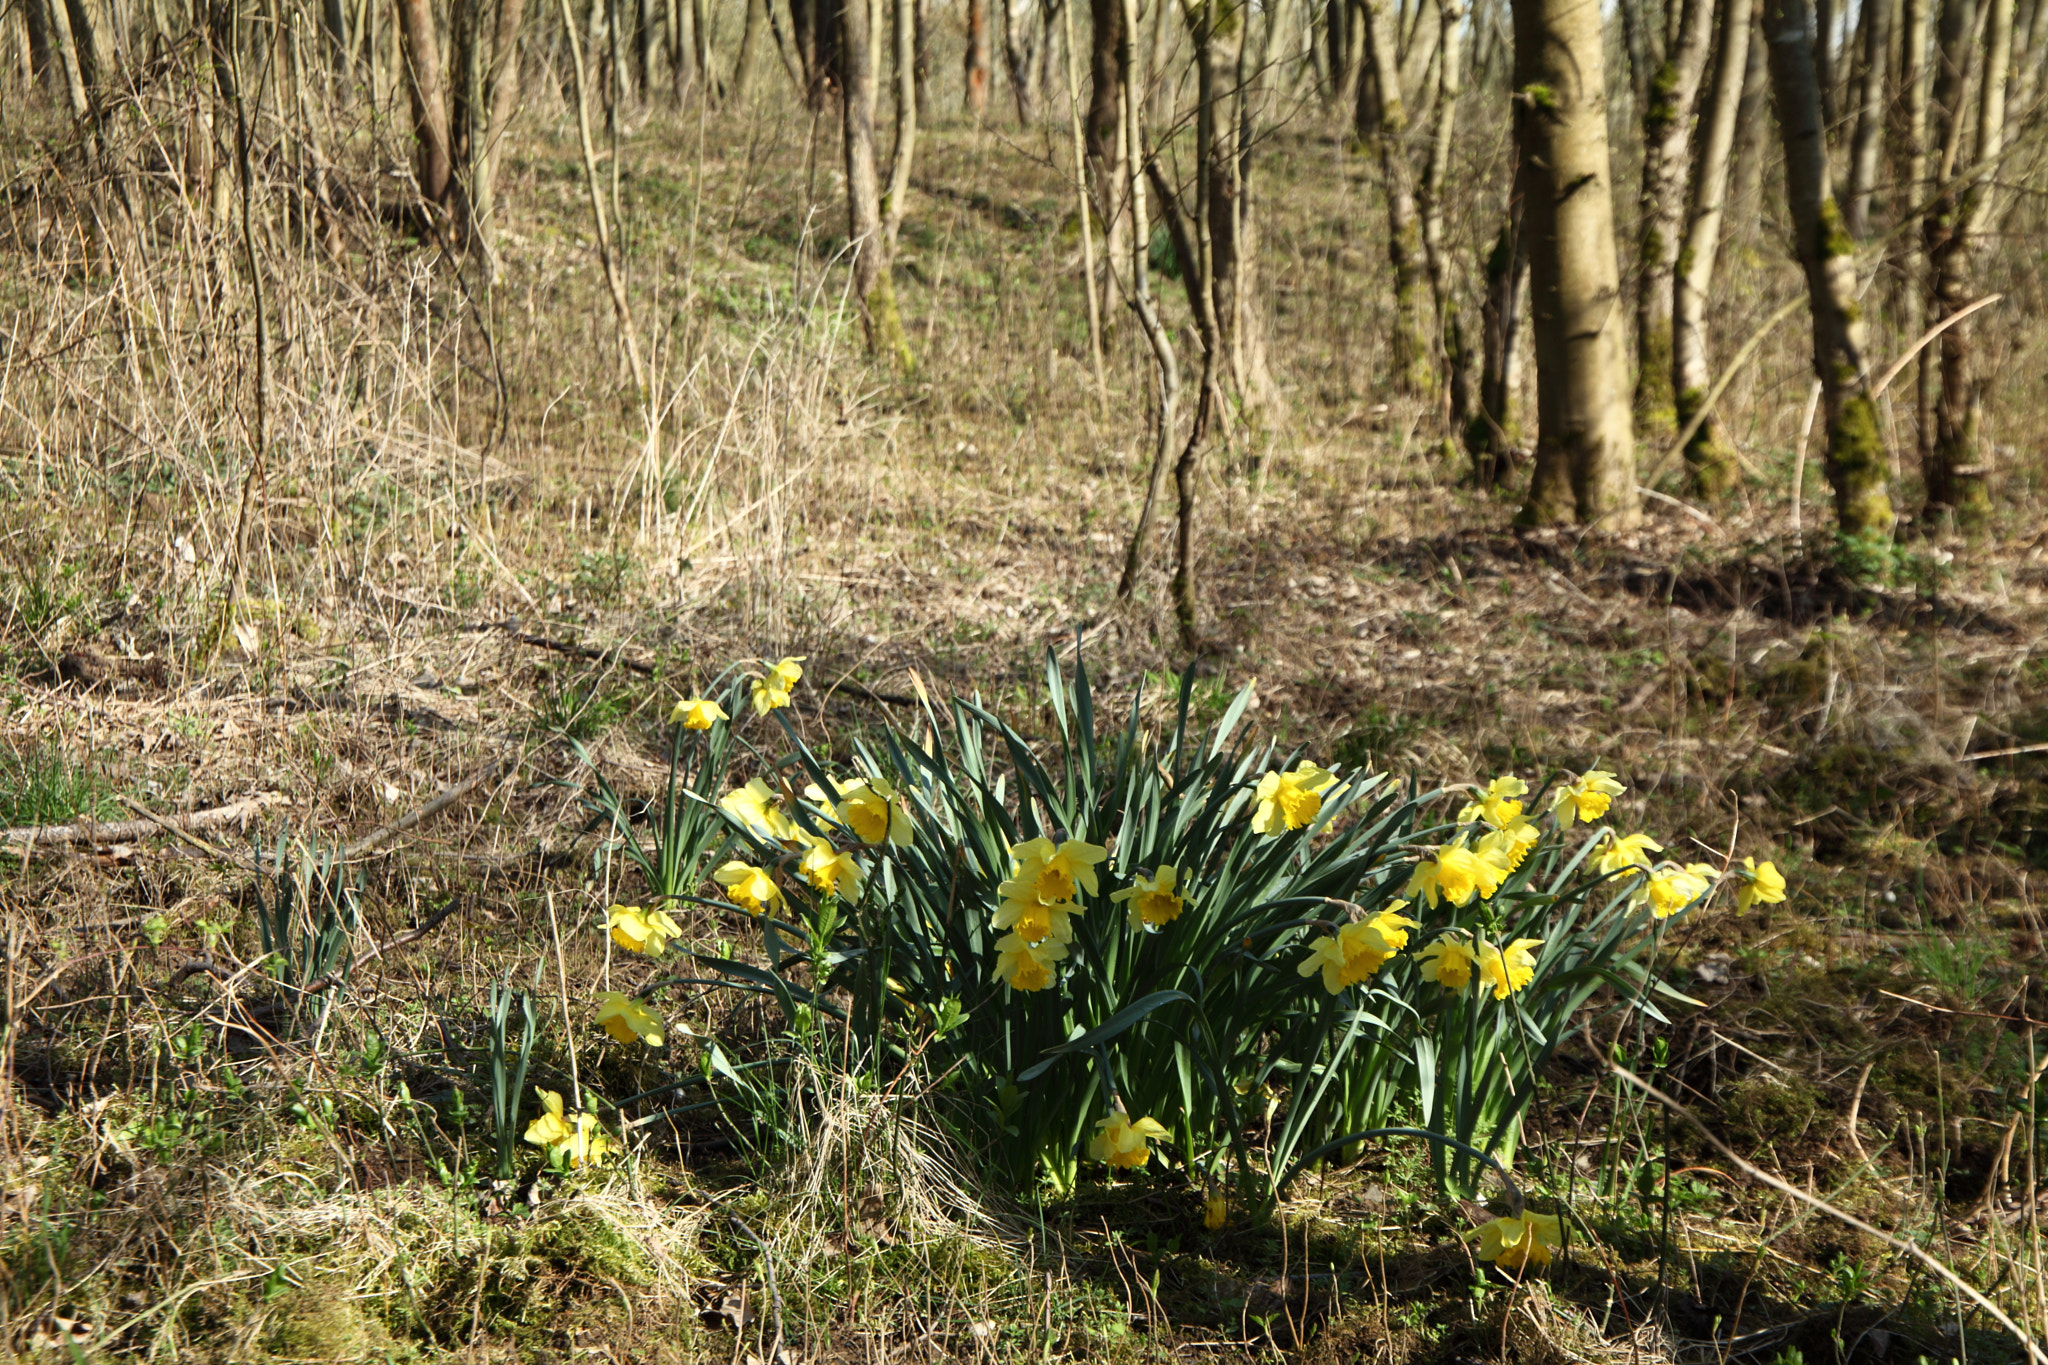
<box><xmin>841</xmin><ymin>0</ymin><xmax>913</xmax><ymax>373</ymax></box>
<box><xmin>1513</xmin><ymin>0</ymin><xmax>1640</xmax><ymax>529</ymax></box>
<box><xmin>1767</xmin><ymin>0</ymin><xmax>1894</xmax><ymax>542</ymax></box>
<box><xmin>1634</xmin><ymin>0</ymin><xmax>1714</xmax><ymax>438</ymax></box>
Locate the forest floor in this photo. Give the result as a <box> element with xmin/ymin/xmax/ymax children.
<box><xmin>3</xmin><ymin>92</ymin><xmax>2048</xmax><ymax>1363</ymax></box>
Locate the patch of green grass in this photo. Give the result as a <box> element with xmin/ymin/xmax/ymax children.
<box><xmin>0</xmin><ymin>741</ymin><xmax>112</xmax><ymax>827</ymax></box>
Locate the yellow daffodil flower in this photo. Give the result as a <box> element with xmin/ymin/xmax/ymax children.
<box><xmin>1593</xmin><ymin>831</ymin><xmax>1664</xmax><ymax>878</ymax></box>
<box><xmin>1008</xmin><ymin>836</ymin><xmax>1108</xmax><ymax>903</ymax></box>
<box><xmin>1477</xmin><ymin>818</ymin><xmax>1541</xmax><ymax>873</ymax></box>
<box><xmin>607</xmin><ymin>904</ymin><xmax>684</xmax><ymax>956</ymax></box>
<box><xmin>797</xmin><ymin>834</ymin><xmax>864</xmax><ymax>901</ymax></box>
<box><xmin>714</xmin><ymin>860</ymin><xmax>783</xmax><ymax>916</ymax></box>
<box><xmin>1458</xmin><ymin>775</ymin><xmax>1530</xmax><ymax>829</ymax></box>
<box><xmin>1204</xmin><ymin>1191</ymin><xmax>1228</xmax><ymax>1229</ymax></box>
<box><xmin>1476</xmin><ymin>937</ymin><xmax>1544</xmax><ymax>1000</ymax></box>
<box><xmin>1251</xmin><ymin>761</ymin><xmax>1344</xmax><ymax>836</ymax></box>
<box><xmin>1736</xmin><ymin>856</ymin><xmax>1787</xmax><ymax>912</ymax></box>
<box><xmin>593</xmin><ymin>991</ymin><xmax>668</xmax><ymax>1047</ymax></box>
<box><xmin>1475</xmin><ymin>1212</ymin><xmax>1564</xmax><ymax>1270</ymax></box>
<box><xmin>1551</xmin><ymin>771</ymin><xmax>1626</xmax><ymax>827</ymax></box>
<box><xmin>1088</xmin><ymin>1111</ymin><xmax>1171</xmax><ymax>1169</ymax></box>
<box><xmin>1405</xmin><ymin>840</ymin><xmax>1509</xmax><ymax>908</ymax></box>
<box><xmin>1641</xmin><ymin>862</ymin><xmax>1718</xmax><ymax>919</ymax></box>
<box><xmin>1417</xmin><ymin>934</ymin><xmax>1479</xmax><ymax>991</ymax></box>
<box><xmin>751</xmin><ymin>656</ymin><xmax>805</xmax><ymax>715</ymax></box>
<box><xmin>670</xmin><ymin>696</ymin><xmax>728</xmax><ymax>729</ymax></box>
<box><xmin>991</xmin><ymin>885</ymin><xmax>1079</xmax><ymax>945</ymax></box>
<box><xmin>523</xmin><ymin>1089</ymin><xmax>614</xmax><ymax>1167</ymax></box>
<box><xmin>993</xmin><ymin>931</ymin><xmax>1067</xmax><ymax>991</ymax></box>
<box><xmin>818</xmin><ymin>775</ymin><xmax>913</xmax><ymax>846</ymax></box>
<box><xmin>721</xmin><ymin>778</ymin><xmax>800</xmax><ymax>844</ymax></box>
<box><xmin>1297</xmin><ymin>908</ymin><xmax>1419</xmax><ymax>994</ymax></box>
<box><xmin>1112</xmin><ymin>865</ymin><xmax>1188</xmax><ymax>930</ymax></box>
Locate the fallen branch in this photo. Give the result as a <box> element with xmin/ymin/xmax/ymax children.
<box><xmin>297</xmin><ymin>898</ymin><xmax>465</xmax><ymax>994</ymax></box>
<box><xmin>344</xmin><ymin>755</ymin><xmax>512</xmax><ymax>859</ymax></box>
<box><xmin>467</xmin><ymin>619</ymin><xmax>655</xmax><ymax>675</ymax></box>
<box><xmin>0</xmin><ymin>794</ymin><xmax>287</xmax><ymax>850</ymax></box>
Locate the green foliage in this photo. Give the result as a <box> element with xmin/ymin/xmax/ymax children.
<box><xmin>0</xmin><ymin>741</ymin><xmax>111</xmax><ymax>827</ymax></box>
<box><xmin>577</xmin><ymin>675</ymin><xmax>744</xmax><ymax>903</ymax></box>
<box><xmin>254</xmin><ymin>831</ymin><xmax>361</xmax><ymax>1031</ymax></box>
<box><xmin>487</xmin><ymin>980</ymin><xmax>540</xmax><ymax>1181</ymax></box>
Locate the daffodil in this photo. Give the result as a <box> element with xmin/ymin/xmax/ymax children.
<box><xmin>1405</xmin><ymin>840</ymin><xmax>1509</xmax><ymax>908</ymax></box>
<box><xmin>607</xmin><ymin>904</ymin><xmax>684</xmax><ymax>956</ymax></box>
<box><xmin>1458</xmin><ymin>775</ymin><xmax>1529</xmax><ymax>829</ymax></box>
<box><xmin>670</xmin><ymin>696</ymin><xmax>728</xmax><ymax>729</ymax></box>
<box><xmin>721</xmin><ymin>778</ymin><xmax>800</xmax><ymax>843</ymax></box>
<box><xmin>1203</xmin><ymin>1191</ymin><xmax>1228</xmax><ymax>1229</ymax></box>
<box><xmin>991</xmin><ymin>885</ymin><xmax>1079</xmax><ymax>945</ymax></box>
<box><xmin>1475</xmin><ymin>1212</ymin><xmax>1564</xmax><ymax>1270</ymax></box>
<box><xmin>1641</xmin><ymin>862</ymin><xmax>1718</xmax><ymax>919</ymax></box>
<box><xmin>1297</xmin><ymin>908</ymin><xmax>1419</xmax><ymax>994</ymax></box>
<box><xmin>1551</xmin><ymin>771</ymin><xmax>1626</xmax><ymax>827</ymax></box>
<box><xmin>1736</xmin><ymin>856</ymin><xmax>1787</xmax><ymax>912</ymax></box>
<box><xmin>1476</xmin><ymin>937</ymin><xmax>1543</xmax><ymax>1000</ymax></box>
<box><xmin>1112</xmin><ymin>865</ymin><xmax>1188</xmax><ymax>930</ymax></box>
<box><xmin>1416</xmin><ymin>933</ymin><xmax>1479</xmax><ymax>991</ymax></box>
<box><xmin>815</xmin><ymin>775</ymin><xmax>913</xmax><ymax>846</ymax></box>
<box><xmin>714</xmin><ymin>860</ymin><xmax>783</xmax><ymax>916</ymax></box>
<box><xmin>1251</xmin><ymin>761</ymin><xmax>1344</xmax><ymax>836</ymax></box>
<box><xmin>523</xmin><ymin>1089</ymin><xmax>615</xmax><ymax>1168</ymax></box>
<box><xmin>1008</xmin><ymin>836</ymin><xmax>1108</xmax><ymax>903</ymax></box>
<box><xmin>1593</xmin><ymin>831</ymin><xmax>1663</xmax><ymax>878</ymax></box>
<box><xmin>1088</xmin><ymin>1111</ymin><xmax>1171</xmax><ymax>1168</ymax></box>
<box><xmin>751</xmin><ymin>656</ymin><xmax>805</xmax><ymax>715</ymax></box>
<box><xmin>594</xmin><ymin>991</ymin><xmax>667</xmax><ymax>1047</ymax></box>
<box><xmin>797</xmin><ymin>834</ymin><xmax>864</xmax><ymax>901</ymax></box>
<box><xmin>993</xmin><ymin>931</ymin><xmax>1067</xmax><ymax>991</ymax></box>
<box><xmin>1477</xmin><ymin>818</ymin><xmax>1541</xmax><ymax>873</ymax></box>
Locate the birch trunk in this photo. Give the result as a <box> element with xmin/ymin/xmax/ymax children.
<box><xmin>1358</xmin><ymin>0</ymin><xmax>1433</xmax><ymax>396</ymax></box>
<box><xmin>1419</xmin><ymin>0</ymin><xmax>1470</xmax><ymax>430</ymax></box>
<box><xmin>1767</xmin><ymin>0</ymin><xmax>1894</xmax><ymax>540</ymax></box>
<box><xmin>1673</xmin><ymin>0</ymin><xmax>1753</xmax><ymax>494</ymax></box>
<box><xmin>1634</xmin><ymin>0</ymin><xmax>1714</xmax><ymax>435</ymax></box>
<box><xmin>1843</xmin><ymin>0</ymin><xmax>1890</xmax><ymax>232</ymax></box>
<box><xmin>842</xmin><ymin>0</ymin><xmax>912</xmax><ymax>367</ymax></box>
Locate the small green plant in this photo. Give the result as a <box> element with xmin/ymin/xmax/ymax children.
<box><xmin>0</xmin><ymin>741</ymin><xmax>111</xmax><ymax>827</ymax></box>
<box><xmin>576</xmin><ymin>674</ymin><xmax>744</xmax><ymax>904</ymax></box>
<box><xmin>533</xmin><ymin>667</ymin><xmax>633</xmax><ymax>740</ymax></box>
<box><xmin>572</xmin><ymin>549</ymin><xmax>635</xmax><ymax>602</ymax></box>
<box><xmin>487</xmin><ymin>979</ymin><xmax>539</xmax><ymax>1181</ymax></box>
<box><xmin>254</xmin><ymin>832</ymin><xmax>361</xmax><ymax>1027</ymax></box>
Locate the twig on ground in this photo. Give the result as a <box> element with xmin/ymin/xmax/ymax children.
<box><xmin>344</xmin><ymin>755</ymin><xmax>513</xmax><ymax>859</ymax></box>
<box><xmin>2</xmin><ymin>793</ymin><xmax>287</xmax><ymax>849</ymax></box>
<box><xmin>296</xmin><ymin>898</ymin><xmax>465</xmax><ymax>995</ymax></box>
<box><xmin>1612</xmin><ymin>1065</ymin><xmax>2048</xmax><ymax>1365</ymax></box>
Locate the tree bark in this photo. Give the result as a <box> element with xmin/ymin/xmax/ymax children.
<box><xmin>1896</xmin><ymin>0</ymin><xmax>1931</xmax><ymax>470</ymax></box>
<box><xmin>1358</xmin><ymin>0</ymin><xmax>1433</xmax><ymax>396</ymax></box>
<box><xmin>1087</xmin><ymin>0</ymin><xmax>1126</xmax><ymax>284</ymax></box>
<box><xmin>1634</xmin><ymin>0</ymin><xmax>1714</xmax><ymax>436</ymax></box>
<box><xmin>1468</xmin><ymin>167</ymin><xmax>1530</xmax><ymax>479</ymax></box>
<box><xmin>1420</xmin><ymin>0</ymin><xmax>1472</xmax><ymax>431</ymax></box>
<box><xmin>1729</xmin><ymin>0</ymin><xmax>1771</xmax><ymax>204</ymax></box>
<box><xmin>1767</xmin><ymin>0</ymin><xmax>1894</xmax><ymax>541</ymax></box>
<box><xmin>1842</xmin><ymin>0</ymin><xmax>1890</xmax><ymax>232</ymax></box>
<box><xmin>1003</xmin><ymin>0</ymin><xmax>1038</xmax><ymax>122</ymax></box>
<box><xmin>1924</xmin><ymin>0</ymin><xmax>2012</xmax><ymax>527</ymax></box>
<box><xmin>396</xmin><ymin>0</ymin><xmax>456</xmax><ymax>213</ymax></box>
<box><xmin>1673</xmin><ymin>0</ymin><xmax>1754</xmax><ymax>495</ymax></box>
<box><xmin>1513</xmin><ymin>0</ymin><xmax>1640</xmax><ymax>529</ymax></box>
<box><xmin>885</xmin><ymin>0</ymin><xmax>915</xmax><ymax>247</ymax></box>
<box><xmin>965</xmin><ymin>0</ymin><xmax>989</xmax><ymax>111</ymax></box>
<box><xmin>842</xmin><ymin>0</ymin><xmax>912</xmax><ymax>367</ymax></box>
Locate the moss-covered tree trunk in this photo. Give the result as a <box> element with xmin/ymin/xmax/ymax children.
<box><xmin>1634</xmin><ymin>0</ymin><xmax>1714</xmax><ymax>437</ymax></box>
<box><xmin>1673</xmin><ymin>0</ymin><xmax>1753</xmax><ymax>496</ymax></box>
<box><xmin>1923</xmin><ymin>0</ymin><xmax>2012</xmax><ymax>529</ymax></box>
<box><xmin>1358</xmin><ymin>0</ymin><xmax>1433</xmax><ymax>398</ymax></box>
<box><xmin>1767</xmin><ymin>0</ymin><xmax>1894</xmax><ymax>542</ymax></box>
<box><xmin>1513</xmin><ymin>0</ymin><xmax>1640</xmax><ymax>529</ymax></box>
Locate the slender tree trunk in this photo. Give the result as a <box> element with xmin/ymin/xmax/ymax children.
<box><xmin>1619</xmin><ymin>0</ymin><xmax>1654</xmax><ymax>110</ymax></box>
<box><xmin>23</xmin><ymin>0</ymin><xmax>52</xmax><ymax>94</ymax></box>
<box><xmin>965</xmin><ymin>0</ymin><xmax>989</xmax><ymax>110</ymax></box>
<box><xmin>1729</xmin><ymin>0</ymin><xmax>1771</xmax><ymax>203</ymax></box>
<box><xmin>733</xmin><ymin>0</ymin><xmax>764</xmax><ymax>98</ymax></box>
<box><xmin>1420</xmin><ymin>0</ymin><xmax>1471</xmax><ymax>430</ymax></box>
<box><xmin>1635</xmin><ymin>0</ymin><xmax>1714</xmax><ymax>436</ymax></box>
<box><xmin>1767</xmin><ymin>0</ymin><xmax>1894</xmax><ymax>541</ymax></box>
<box><xmin>1843</xmin><ymin>0</ymin><xmax>1890</xmax><ymax>231</ymax></box>
<box><xmin>1897</xmin><ymin>0</ymin><xmax>1931</xmax><ymax>470</ymax></box>
<box><xmin>1468</xmin><ymin>187</ymin><xmax>1530</xmax><ymax>478</ymax></box>
<box><xmin>842</xmin><ymin>0</ymin><xmax>912</xmax><ymax>367</ymax></box>
<box><xmin>885</xmin><ymin>0</ymin><xmax>915</xmax><ymax>246</ymax></box>
<box><xmin>1087</xmin><ymin>0</ymin><xmax>1127</xmax><ymax>289</ymax></box>
<box><xmin>1002</xmin><ymin>0</ymin><xmax>1037</xmax><ymax>120</ymax></box>
<box><xmin>1814</xmin><ymin>0</ymin><xmax>1837</xmax><ymax>123</ymax></box>
<box><xmin>1513</xmin><ymin>0</ymin><xmax>1640</xmax><ymax>529</ymax></box>
<box><xmin>1674</xmin><ymin>0</ymin><xmax>1754</xmax><ymax>494</ymax></box>
<box><xmin>1924</xmin><ymin>0</ymin><xmax>2012</xmax><ymax>527</ymax></box>
<box><xmin>46</xmin><ymin>0</ymin><xmax>91</xmax><ymax>121</ymax></box>
<box><xmin>397</xmin><ymin>0</ymin><xmax>456</xmax><ymax>212</ymax></box>
<box><xmin>473</xmin><ymin>0</ymin><xmax>525</xmax><ymax>250</ymax></box>
<box><xmin>1358</xmin><ymin>0</ymin><xmax>1433</xmax><ymax>396</ymax></box>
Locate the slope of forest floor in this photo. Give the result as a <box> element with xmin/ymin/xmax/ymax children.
<box><xmin>3</xmin><ymin>103</ymin><xmax>2047</xmax><ymax>1363</ymax></box>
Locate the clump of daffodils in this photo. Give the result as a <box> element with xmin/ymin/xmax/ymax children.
<box><xmin>1297</xmin><ymin>905</ymin><xmax>1419</xmax><ymax>993</ymax></box>
<box><xmin>1089</xmin><ymin>1111</ymin><xmax>1170</xmax><ymax>1169</ymax></box>
<box><xmin>608</xmin><ymin>904</ymin><xmax>683</xmax><ymax>956</ymax></box>
<box><xmin>989</xmin><ymin>837</ymin><xmax>1106</xmax><ymax>986</ymax></box>
<box><xmin>524</xmin><ymin>1089</ymin><xmax>614</xmax><ymax>1168</ymax></box>
<box><xmin>751</xmin><ymin>655</ymin><xmax>805</xmax><ymax>715</ymax></box>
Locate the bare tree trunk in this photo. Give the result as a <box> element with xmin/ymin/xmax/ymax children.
<box><xmin>842</xmin><ymin>0</ymin><xmax>912</xmax><ymax>367</ymax></box>
<box><xmin>733</xmin><ymin>0</ymin><xmax>763</xmax><ymax>98</ymax></box>
<box><xmin>1420</xmin><ymin>0</ymin><xmax>1471</xmax><ymax>430</ymax></box>
<box><xmin>1358</xmin><ymin>0</ymin><xmax>1433</xmax><ymax>396</ymax></box>
<box><xmin>1634</xmin><ymin>0</ymin><xmax>1714</xmax><ymax>436</ymax></box>
<box><xmin>1468</xmin><ymin>190</ymin><xmax>1530</xmax><ymax>478</ymax></box>
<box><xmin>965</xmin><ymin>0</ymin><xmax>989</xmax><ymax>110</ymax></box>
<box><xmin>1924</xmin><ymin>0</ymin><xmax>2012</xmax><ymax>527</ymax></box>
<box><xmin>1087</xmin><ymin>0</ymin><xmax>1127</xmax><ymax>289</ymax></box>
<box><xmin>1674</xmin><ymin>0</ymin><xmax>1754</xmax><ymax>494</ymax></box>
<box><xmin>1619</xmin><ymin>0</ymin><xmax>1654</xmax><ymax>110</ymax></box>
<box><xmin>1767</xmin><ymin>0</ymin><xmax>1894</xmax><ymax>541</ymax></box>
<box><xmin>46</xmin><ymin>0</ymin><xmax>91</xmax><ymax>120</ymax></box>
<box><xmin>1896</xmin><ymin>0</ymin><xmax>1931</xmax><ymax>470</ymax></box>
<box><xmin>397</xmin><ymin>0</ymin><xmax>456</xmax><ymax>214</ymax></box>
<box><xmin>1002</xmin><ymin>0</ymin><xmax>1037</xmax><ymax>121</ymax></box>
<box><xmin>1513</xmin><ymin>0</ymin><xmax>1640</xmax><ymax>529</ymax></box>
<box><xmin>473</xmin><ymin>0</ymin><xmax>525</xmax><ymax>251</ymax></box>
<box><xmin>1814</xmin><ymin>0</ymin><xmax>1836</xmax><ymax>124</ymax></box>
<box><xmin>1729</xmin><ymin>0</ymin><xmax>1771</xmax><ymax>203</ymax></box>
<box><xmin>1843</xmin><ymin>0</ymin><xmax>1890</xmax><ymax>231</ymax></box>
<box><xmin>885</xmin><ymin>0</ymin><xmax>915</xmax><ymax>246</ymax></box>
